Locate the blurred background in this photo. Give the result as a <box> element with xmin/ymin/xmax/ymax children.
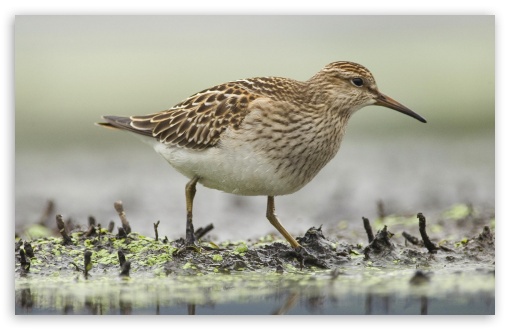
<box><xmin>15</xmin><ymin>15</ymin><xmax>494</xmax><ymax>241</ymax></box>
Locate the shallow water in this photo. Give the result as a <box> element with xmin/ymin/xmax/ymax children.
<box><xmin>15</xmin><ymin>267</ymin><xmax>494</xmax><ymax>315</ymax></box>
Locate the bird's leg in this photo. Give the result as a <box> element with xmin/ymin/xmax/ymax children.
<box><xmin>266</xmin><ymin>196</ymin><xmax>301</xmax><ymax>248</ymax></box>
<box><xmin>184</xmin><ymin>176</ymin><xmax>200</xmax><ymax>250</ymax></box>
<box><xmin>266</xmin><ymin>196</ymin><xmax>327</xmax><ymax>269</ymax></box>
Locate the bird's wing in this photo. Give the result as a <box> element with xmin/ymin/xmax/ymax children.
<box><xmin>102</xmin><ymin>82</ymin><xmax>263</xmax><ymax>150</ymax></box>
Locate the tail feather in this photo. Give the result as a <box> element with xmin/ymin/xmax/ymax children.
<box><xmin>96</xmin><ymin>115</ymin><xmax>153</xmax><ymax>137</ymax></box>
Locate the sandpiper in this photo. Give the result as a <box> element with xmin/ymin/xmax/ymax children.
<box><xmin>98</xmin><ymin>61</ymin><xmax>426</xmax><ymax>250</ymax></box>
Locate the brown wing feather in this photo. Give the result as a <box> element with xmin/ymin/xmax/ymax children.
<box><xmin>101</xmin><ymin>77</ymin><xmax>301</xmax><ymax>149</ymax></box>
<box><xmin>129</xmin><ymin>85</ymin><xmax>259</xmax><ymax>150</ymax></box>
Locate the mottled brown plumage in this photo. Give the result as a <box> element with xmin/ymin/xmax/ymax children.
<box><xmin>98</xmin><ymin>61</ymin><xmax>426</xmax><ymax>250</ymax></box>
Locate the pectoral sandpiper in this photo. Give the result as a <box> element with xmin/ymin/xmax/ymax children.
<box><xmin>98</xmin><ymin>61</ymin><xmax>426</xmax><ymax>252</ymax></box>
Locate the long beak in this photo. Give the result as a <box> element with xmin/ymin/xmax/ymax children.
<box><xmin>375</xmin><ymin>93</ymin><xmax>427</xmax><ymax>123</ymax></box>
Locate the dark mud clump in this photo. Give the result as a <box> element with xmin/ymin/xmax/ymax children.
<box><xmin>363</xmin><ymin>225</ymin><xmax>396</xmax><ymax>261</ymax></box>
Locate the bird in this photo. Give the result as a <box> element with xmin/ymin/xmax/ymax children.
<box><xmin>97</xmin><ymin>61</ymin><xmax>426</xmax><ymax>252</ymax></box>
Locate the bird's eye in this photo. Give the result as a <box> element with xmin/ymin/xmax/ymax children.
<box><xmin>351</xmin><ymin>78</ymin><xmax>364</xmax><ymax>87</ymax></box>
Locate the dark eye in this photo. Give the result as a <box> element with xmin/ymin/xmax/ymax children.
<box><xmin>351</xmin><ymin>77</ymin><xmax>364</xmax><ymax>87</ymax></box>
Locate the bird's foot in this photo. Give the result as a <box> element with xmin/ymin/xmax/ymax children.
<box><xmin>174</xmin><ymin>225</ymin><xmax>202</xmax><ymax>255</ymax></box>
<box><xmin>292</xmin><ymin>246</ymin><xmax>328</xmax><ymax>269</ymax></box>
<box><xmin>175</xmin><ymin>240</ymin><xmax>202</xmax><ymax>255</ymax></box>
<box><xmin>174</xmin><ymin>217</ymin><xmax>202</xmax><ymax>254</ymax></box>
<box><xmin>174</xmin><ymin>236</ymin><xmax>202</xmax><ymax>255</ymax></box>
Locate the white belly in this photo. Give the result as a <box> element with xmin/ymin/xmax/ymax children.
<box><xmin>154</xmin><ymin>141</ymin><xmax>300</xmax><ymax>196</ymax></box>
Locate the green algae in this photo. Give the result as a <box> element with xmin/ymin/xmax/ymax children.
<box><xmin>443</xmin><ymin>203</ymin><xmax>472</xmax><ymax>220</ymax></box>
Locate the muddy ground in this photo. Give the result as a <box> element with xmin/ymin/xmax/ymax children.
<box><xmin>14</xmin><ymin>201</ymin><xmax>495</xmax><ymax>315</ymax></box>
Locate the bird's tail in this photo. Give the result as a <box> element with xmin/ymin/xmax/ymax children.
<box><xmin>96</xmin><ymin>115</ymin><xmax>152</xmax><ymax>137</ymax></box>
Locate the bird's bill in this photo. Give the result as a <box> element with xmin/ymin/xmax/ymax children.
<box><xmin>375</xmin><ymin>93</ymin><xmax>427</xmax><ymax>123</ymax></box>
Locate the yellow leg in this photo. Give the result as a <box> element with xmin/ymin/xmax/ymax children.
<box><xmin>185</xmin><ymin>177</ymin><xmax>199</xmax><ymax>246</ymax></box>
<box><xmin>266</xmin><ymin>196</ymin><xmax>301</xmax><ymax>248</ymax></box>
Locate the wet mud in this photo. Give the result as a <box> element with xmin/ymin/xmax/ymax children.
<box><xmin>14</xmin><ymin>201</ymin><xmax>495</xmax><ymax>315</ymax></box>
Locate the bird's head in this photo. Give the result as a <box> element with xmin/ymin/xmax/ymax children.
<box><xmin>309</xmin><ymin>61</ymin><xmax>427</xmax><ymax>123</ymax></box>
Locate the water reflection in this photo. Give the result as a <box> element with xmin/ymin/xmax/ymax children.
<box><xmin>272</xmin><ymin>292</ymin><xmax>299</xmax><ymax>315</ymax></box>
<box><xmin>14</xmin><ymin>271</ymin><xmax>494</xmax><ymax>315</ymax></box>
